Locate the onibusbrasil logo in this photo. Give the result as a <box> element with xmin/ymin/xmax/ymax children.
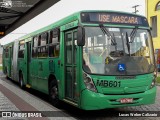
<box><xmin>0</xmin><ymin>0</ymin><xmax>33</xmax><ymax>8</ymax></box>
<box><xmin>0</xmin><ymin>0</ymin><xmax>12</xmax><ymax>8</ymax></box>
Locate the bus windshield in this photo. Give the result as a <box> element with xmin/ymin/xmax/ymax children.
<box><xmin>83</xmin><ymin>27</ymin><xmax>155</xmax><ymax>75</ymax></box>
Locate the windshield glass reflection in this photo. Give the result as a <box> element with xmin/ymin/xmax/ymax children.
<box><xmin>83</xmin><ymin>27</ymin><xmax>155</xmax><ymax>75</ymax></box>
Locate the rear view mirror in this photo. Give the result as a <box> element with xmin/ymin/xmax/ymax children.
<box><xmin>77</xmin><ymin>26</ymin><xmax>85</xmax><ymax>46</ymax></box>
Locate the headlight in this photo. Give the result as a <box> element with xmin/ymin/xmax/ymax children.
<box><xmin>150</xmin><ymin>69</ymin><xmax>157</xmax><ymax>89</ymax></box>
<box><xmin>154</xmin><ymin>69</ymin><xmax>157</xmax><ymax>77</ymax></box>
<box><xmin>150</xmin><ymin>68</ymin><xmax>157</xmax><ymax>88</ymax></box>
<box><xmin>150</xmin><ymin>79</ymin><xmax>156</xmax><ymax>89</ymax></box>
<box><xmin>83</xmin><ymin>72</ymin><xmax>97</xmax><ymax>92</ymax></box>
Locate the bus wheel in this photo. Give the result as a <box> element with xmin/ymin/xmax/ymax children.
<box><xmin>19</xmin><ymin>73</ymin><xmax>25</xmax><ymax>89</ymax></box>
<box><xmin>49</xmin><ymin>80</ymin><xmax>60</xmax><ymax>107</ymax></box>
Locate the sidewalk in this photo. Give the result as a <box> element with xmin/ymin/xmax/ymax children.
<box><xmin>158</xmin><ymin>72</ymin><xmax>160</xmax><ymax>77</ymax></box>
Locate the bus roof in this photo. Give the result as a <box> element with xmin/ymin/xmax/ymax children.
<box><xmin>6</xmin><ymin>10</ymin><xmax>148</xmax><ymax>43</ymax></box>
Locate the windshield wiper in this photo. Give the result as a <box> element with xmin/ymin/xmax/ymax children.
<box><xmin>112</xmin><ymin>33</ymin><xmax>117</xmax><ymax>50</ymax></box>
<box><xmin>130</xmin><ymin>26</ymin><xmax>138</xmax><ymax>43</ymax></box>
<box><xmin>99</xmin><ymin>24</ymin><xmax>117</xmax><ymax>46</ymax></box>
<box><xmin>126</xmin><ymin>32</ymin><xmax>131</xmax><ymax>56</ymax></box>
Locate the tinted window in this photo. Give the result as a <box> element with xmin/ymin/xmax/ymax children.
<box><xmin>50</xmin><ymin>28</ymin><xmax>59</xmax><ymax>44</ymax></box>
<box><xmin>32</xmin><ymin>47</ymin><xmax>37</xmax><ymax>58</ymax></box>
<box><xmin>38</xmin><ymin>46</ymin><xmax>48</xmax><ymax>57</ymax></box>
<box><xmin>49</xmin><ymin>28</ymin><xmax>60</xmax><ymax>57</ymax></box>
<box><xmin>5</xmin><ymin>48</ymin><xmax>9</xmax><ymax>58</ymax></box>
<box><xmin>40</xmin><ymin>33</ymin><xmax>48</xmax><ymax>46</ymax></box>
<box><xmin>49</xmin><ymin>45</ymin><xmax>59</xmax><ymax>57</ymax></box>
<box><xmin>32</xmin><ymin>37</ymin><xmax>37</xmax><ymax>58</ymax></box>
<box><xmin>33</xmin><ymin>37</ymin><xmax>38</xmax><ymax>47</ymax></box>
<box><xmin>18</xmin><ymin>40</ymin><xmax>25</xmax><ymax>58</ymax></box>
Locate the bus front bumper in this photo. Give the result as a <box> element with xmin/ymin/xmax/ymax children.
<box><xmin>80</xmin><ymin>87</ymin><xmax>156</xmax><ymax>110</ymax></box>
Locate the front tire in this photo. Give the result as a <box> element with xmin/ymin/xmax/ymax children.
<box><xmin>49</xmin><ymin>80</ymin><xmax>60</xmax><ymax>107</ymax></box>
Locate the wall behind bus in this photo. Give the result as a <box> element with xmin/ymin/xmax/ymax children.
<box><xmin>146</xmin><ymin>0</ymin><xmax>160</xmax><ymax>50</ymax></box>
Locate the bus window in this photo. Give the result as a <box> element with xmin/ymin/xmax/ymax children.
<box><xmin>49</xmin><ymin>28</ymin><xmax>60</xmax><ymax>57</ymax></box>
<box><xmin>5</xmin><ymin>48</ymin><xmax>9</xmax><ymax>58</ymax></box>
<box><xmin>49</xmin><ymin>45</ymin><xmax>59</xmax><ymax>57</ymax></box>
<box><xmin>73</xmin><ymin>31</ymin><xmax>77</xmax><ymax>64</ymax></box>
<box><xmin>38</xmin><ymin>46</ymin><xmax>48</xmax><ymax>57</ymax></box>
<box><xmin>41</xmin><ymin>33</ymin><xmax>48</xmax><ymax>46</ymax></box>
<box><xmin>37</xmin><ymin>33</ymin><xmax>48</xmax><ymax>57</ymax></box>
<box><xmin>18</xmin><ymin>40</ymin><xmax>25</xmax><ymax>58</ymax></box>
<box><xmin>50</xmin><ymin>28</ymin><xmax>59</xmax><ymax>44</ymax></box>
<box><xmin>49</xmin><ymin>45</ymin><xmax>54</xmax><ymax>57</ymax></box>
<box><xmin>38</xmin><ymin>35</ymin><xmax>41</xmax><ymax>46</ymax></box>
<box><xmin>32</xmin><ymin>37</ymin><xmax>38</xmax><ymax>58</ymax></box>
<box><xmin>32</xmin><ymin>47</ymin><xmax>37</xmax><ymax>58</ymax></box>
<box><xmin>33</xmin><ymin>36</ymin><xmax>38</xmax><ymax>47</ymax></box>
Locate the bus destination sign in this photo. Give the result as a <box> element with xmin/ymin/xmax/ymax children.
<box><xmin>81</xmin><ymin>12</ymin><xmax>148</xmax><ymax>26</ymax></box>
<box><xmin>97</xmin><ymin>14</ymin><xmax>141</xmax><ymax>24</ymax></box>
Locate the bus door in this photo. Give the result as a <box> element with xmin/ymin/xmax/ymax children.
<box><xmin>64</xmin><ymin>30</ymin><xmax>79</xmax><ymax>102</ymax></box>
<box><xmin>24</xmin><ymin>41</ymin><xmax>32</xmax><ymax>85</ymax></box>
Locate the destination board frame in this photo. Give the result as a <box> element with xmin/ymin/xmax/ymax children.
<box><xmin>81</xmin><ymin>12</ymin><xmax>149</xmax><ymax>27</ymax></box>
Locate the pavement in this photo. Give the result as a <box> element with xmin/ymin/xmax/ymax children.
<box><xmin>0</xmin><ymin>72</ymin><xmax>75</xmax><ymax>120</ymax></box>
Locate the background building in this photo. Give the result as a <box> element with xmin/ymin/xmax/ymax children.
<box><xmin>146</xmin><ymin>0</ymin><xmax>160</xmax><ymax>50</ymax></box>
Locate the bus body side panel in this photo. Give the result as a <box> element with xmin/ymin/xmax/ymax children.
<box><xmin>58</xmin><ymin>30</ymin><xmax>65</xmax><ymax>100</ymax></box>
<box><xmin>2</xmin><ymin>43</ymin><xmax>12</xmax><ymax>78</ymax></box>
<box><xmin>2</xmin><ymin>48</ymin><xmax>5</xmax><ymax>74</ymax></box>
<box><xmin>36</xmin><ymin>58</ymin><xmax>49</xmax><ymax>93</ymax></box>
<box><xmin>12</xmin><ymin>40</ymin><xmax>19</xmax><ymax>81</ymax></box>
<box><xmin>17</xmin><ymin>52</ymin><xmax>26</xmax><ymax>83</ymax></box>
<box><xmin>8</xmin><ymin>47</ymin><xmax>12</xmax><ymax>78</ymax></box>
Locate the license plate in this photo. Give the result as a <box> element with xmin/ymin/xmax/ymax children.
<box><xmin>120</xmin><ymin>98</ymin><xmax>133</xmax><ymax>103</ymax></box>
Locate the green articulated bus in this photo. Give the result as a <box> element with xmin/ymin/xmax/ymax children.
<box><xmin>2</xmin><ymin>10</ymin><xmax>157</xmax><ymax>110</ymax></box>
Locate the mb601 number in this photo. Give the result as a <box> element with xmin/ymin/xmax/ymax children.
<box><xmin>96</xmin><ymin>80</ymin><xmax>121</xmax><ymax>87</ymax></box>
